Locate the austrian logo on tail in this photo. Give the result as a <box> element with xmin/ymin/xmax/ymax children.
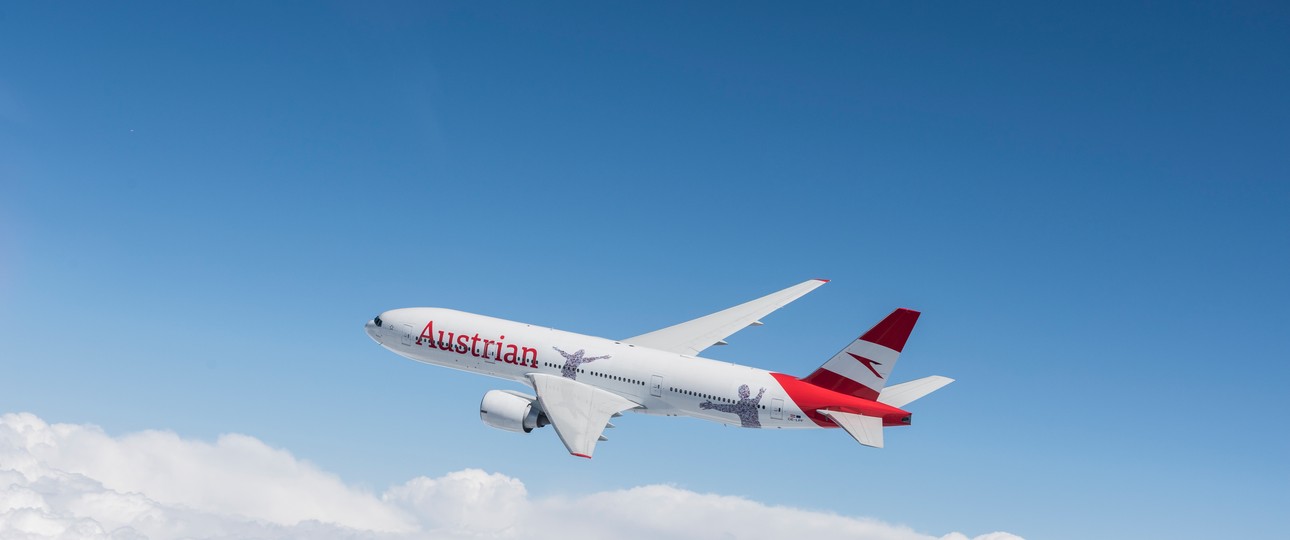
<box><xmin>848</xmin><ymin>352</ymin><xmax>883</xmax><ymax>379</ymax></box>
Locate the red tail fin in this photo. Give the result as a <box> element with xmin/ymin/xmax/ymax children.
<box><xmin>800</xmin><ymin>309</ymin><xmax>920</xmax><ymax>400</ymax></box>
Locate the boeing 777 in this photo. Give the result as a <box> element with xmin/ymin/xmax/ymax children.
<box><xmin>364</xmin><ymin>279</ymin><xmax>952</xmax><ymax>458</ymax></box>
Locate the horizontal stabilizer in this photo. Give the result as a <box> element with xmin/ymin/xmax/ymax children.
<box><xmin>877</xmin><ymin>376</ymin><xmax>954</xmax><ymax>408</ymax></box>
<box><xmin>818</xmin><ymin>410</ymin><xmax>884</xmax><ymax>448</ymax></box>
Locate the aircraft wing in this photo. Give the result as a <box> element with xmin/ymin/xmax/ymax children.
<box><xmin>622</xmin><ymin>279</ymin><xmax>828</xmax><ymax>356</ymax></box>
<box><xmin>527</xmin><ymin>373</ymin><xmax>641</xmax><ymax>458</ymax></box>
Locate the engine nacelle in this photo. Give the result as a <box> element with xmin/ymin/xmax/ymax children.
<box><xmin>479</xmin><ymin>390</ymin><xmax>548</xmax><ymax>433</ymax></box>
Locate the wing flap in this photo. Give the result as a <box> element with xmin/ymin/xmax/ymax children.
<box><xmin>527</xmin><ymin>373</ymin><xmax>640</xmax><ymax>458</ymax></box>
<box><xmin>623</xmin><ymin>279</ymin><xmax>828</xmax><ymax>355</ymax></box>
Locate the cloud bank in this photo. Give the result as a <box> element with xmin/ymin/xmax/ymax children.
<box><xmin>0</xmin><ymin>412</ymin><xmax>1020</xmax><ymax>540</ymax></box>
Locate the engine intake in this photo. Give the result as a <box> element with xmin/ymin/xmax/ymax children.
<box><xmin>479</xmin><ymin>390</ymin><xmax>548</xmax><ymax>433</ymax></box>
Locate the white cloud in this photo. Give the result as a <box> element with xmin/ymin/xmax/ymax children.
<box><xmin>1</xmin><ymin>411</ymin><xmax>413</xmax><ymax>535</ymax></box>
<box><xmin>0</xmin><ymin>412</ymin><xmax>1021</xmax><ymax>540</ymax></box>
<box><xmin>384</xmin><ymin>469</ymin><xmax>530</xmax><ymax>537</ymax></box>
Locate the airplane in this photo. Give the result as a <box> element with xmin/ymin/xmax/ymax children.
<box><xmin>364</xmin><ymin>279</ymin><xmax>953</xmax><ymax>458</ymax></box>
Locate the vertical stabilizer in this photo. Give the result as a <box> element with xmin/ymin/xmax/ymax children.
<box><xmin>800</xmin><ymin>308</ymin><xmax>920</xmax><ymax>400</ymax></box>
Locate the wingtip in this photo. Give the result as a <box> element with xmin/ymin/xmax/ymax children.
<box><xmin>571</xmin><ymin>452</ymin><xmax>592</xmax><ymax>459</ymax></box>
<box><xmin>813</xmin><ymin>278</ymin><xmax>830</xmax><ymax>283</ymax></box>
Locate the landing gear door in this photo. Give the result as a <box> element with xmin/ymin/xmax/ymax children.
<box><xmin>770</xmin><ymin>398</ymin><xmax>784</xmax><ymax>420</ymax></box>
<box><xmin>650</xmin><ymin>375</ymin><xmax>663</xmax><ymax>397</ymax></box>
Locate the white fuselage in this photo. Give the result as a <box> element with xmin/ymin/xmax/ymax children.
<box><xmin>366</xmin><ymin>308</ymin><xmax>817</xmax><ymax>429</ymax></box>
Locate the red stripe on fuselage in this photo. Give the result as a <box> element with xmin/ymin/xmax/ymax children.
<box><xmin>770</xmin><ymin>373</ymin><xmax>910</xmax><ymax>428</ymax></box>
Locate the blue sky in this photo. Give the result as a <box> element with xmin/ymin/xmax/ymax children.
<box><xmin>2</xmin><ymin>2</ymin><xmax>1287</xmax><ymax>539</ymax></box>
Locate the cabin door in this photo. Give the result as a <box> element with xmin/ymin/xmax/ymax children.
<box><xmin>649</xmin><ymin>375</ymin><xmax>663</xmax><ymax>397</ymax></box>
<box><xmin>770</xmin><ymin>398</ymin><xmax>784</xmax><ymax>420</ymax></box>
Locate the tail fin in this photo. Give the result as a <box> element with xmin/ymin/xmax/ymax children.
<box><xmin>800</xmin><ymin>308</ymin><xmax>920</xmax><ymax>400</ymax></box>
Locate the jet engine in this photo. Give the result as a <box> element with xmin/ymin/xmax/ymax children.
<box><xmin>479</xmin><ymin>390</ymin><xmax>549</xmax><ymax>433</ymax></box>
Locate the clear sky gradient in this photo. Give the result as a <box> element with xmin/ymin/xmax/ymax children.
<box><xmin>2</xmin><ymin>3</ymin><xmax>1287</xmax><ymax>539</ymax></box>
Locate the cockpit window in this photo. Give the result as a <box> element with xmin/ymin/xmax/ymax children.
<box><xmin>374</xmin><ymin>316</ymin><xmax>383</xmax><ymax>327</ymax></box>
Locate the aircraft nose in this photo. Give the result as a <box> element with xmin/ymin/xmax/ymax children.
<box><xmin>365</xmin><ymin>315</ymin><xmax>382</xmax><ymax>342</ymax></box>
